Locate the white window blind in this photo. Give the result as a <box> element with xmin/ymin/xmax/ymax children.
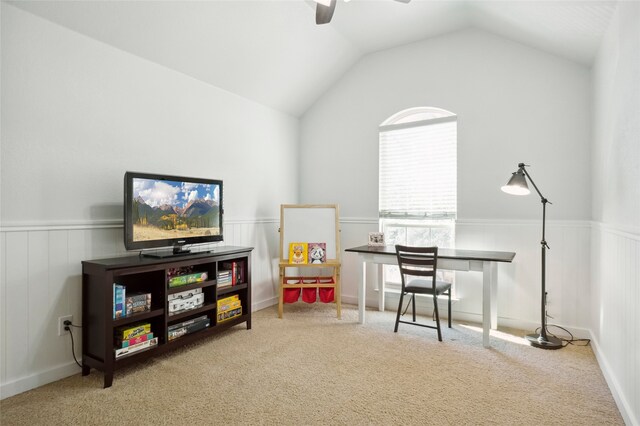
<box><xmin>379</xmin><ymin>116</ymin><xmax>457</xmax><ymax>219</ymax></box>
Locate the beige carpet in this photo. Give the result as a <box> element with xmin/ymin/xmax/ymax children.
<box><xmin>0</xmin><ymin>304</ymin><xmax>622</xmax><ymax>425</ymax></box>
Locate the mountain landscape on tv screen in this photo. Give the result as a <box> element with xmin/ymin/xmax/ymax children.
<box><xmin>132</xmin><ymin>196</ymin><xmax>220</xmax><ymax>241</ymax></box>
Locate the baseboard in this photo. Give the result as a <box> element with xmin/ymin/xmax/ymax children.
<box><xmin>347</xmin><ymin>294</ymin><xmax>592</xmax><ymax>339</ymax></box>
<box><xmin>1</xmin><ymin>362</ymin><xmax>81</xmax><ymax>400</ymax></box>
<box><xmin>0</xmin><ymin>297</ymin><xmax>278</xmax><ymax>400</ymax></box>
<box><xmin>589</xmin><ymin>331</ymin><xmax>637</xmax><ymax>426</ymax></box>
<box><xmin>253</xmin><ymin>297</ymin><xmax>278</xmax><ymax>312</ymax></box>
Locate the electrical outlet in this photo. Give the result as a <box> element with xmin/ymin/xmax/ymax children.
<box><xmin>58</xmin><ymin>315</ymin><xmax>73</xmax><ymax>336</ymax></box>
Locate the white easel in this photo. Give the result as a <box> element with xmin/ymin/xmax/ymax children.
<box><xmin>278</xmin><ymin>204</ymin><xmax>341</xmax><ymax>319</ymax></box>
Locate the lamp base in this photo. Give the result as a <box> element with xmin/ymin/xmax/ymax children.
<box><xmin>525</xmin><ymin>333</ymin><xmax>563</xmax><ymax>350</ymax></box>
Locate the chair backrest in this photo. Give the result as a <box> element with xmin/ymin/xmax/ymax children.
<box><xmin>395</xmin><ymin>245</ymin><xmax>438</xmax><ymax>288</ymax></box>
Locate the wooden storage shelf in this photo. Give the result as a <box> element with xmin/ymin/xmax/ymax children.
<box><xmin>82</xmin><ymin>246</ymin><xmax>253</xmax><ymax>388</ymax></box>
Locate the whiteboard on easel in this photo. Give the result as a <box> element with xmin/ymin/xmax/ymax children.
<box><xmin>280</xmin><ymin>204</ymin><xmax>340</xmax><ymax>262</ymax></box>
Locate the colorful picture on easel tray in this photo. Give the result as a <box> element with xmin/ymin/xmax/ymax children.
<box><xmin>289</xmin><ymin>242</ymin><xmax>308</xmax><ymax>264</ymax></box>
<box><xmin>308</xmin><ymin>242</ymin><xmax>326</xmax><ymax>264</ymax></box>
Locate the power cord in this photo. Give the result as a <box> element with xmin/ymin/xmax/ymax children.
<box><xmin>535</xmin><ymin>322</ymin><xmax>591</xmax><ymax>347</ymax></box>
<box><xmin>64</xmin><ymin>320</ymin><xmax>83</xmax><ymax>368</ymax></box>
<box><xmin>548</xmin><ymin>325</ymin><xmax>591</xmax><ymax>347</ymax></box>
<box><xmin>541</xmin><ymin>306</ymin><xmax>591</xmax><ymax>347</ymax></box>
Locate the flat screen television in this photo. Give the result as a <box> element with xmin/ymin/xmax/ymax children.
<box><xmin>124</xmin><ymin>171</ymin><xmax>223</xmax><ymax>256</ymax></box>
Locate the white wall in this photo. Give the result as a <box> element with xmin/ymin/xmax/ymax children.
<box><xmin>591</xmin><ymin>2</ymin><xmax>640</xmax><ymax>424</ymax></box>
<box><xmin>0</xmin><ymin>4</ymin><xmax>294</xmax><ymax>398</ymax></box>
<box><xmin>1</xmin><ymin>5</ymin><xmax>298</xmax><ymax>225</ymax></box>
<box><xmin>300</xmin><ymin>28</ymin><xmax>592</xmax><ymax>332</ymax></box>
<box><xmin>300</xmin><ymin>28</ymin><xmax>591</xmax><ymax>221</ymax></box>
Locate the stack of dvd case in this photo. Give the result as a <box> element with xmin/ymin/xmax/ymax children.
<box><xmin>168</xmin><ymin>315</ymin><xmax>210</xmax><ymax>341</ymax></box>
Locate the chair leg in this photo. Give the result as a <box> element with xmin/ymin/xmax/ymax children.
<box><xmin>394</xmin><ymin>291</ymin><xmax>404</xmax><ymax>332</ymax></box>
<box><xmin>411</xmin><ymin>294</ymin><xmax>416</xmax><ymax>322</ymax></box>
<box><xmin>448</xmin><ymin>290</ymin><xmax>452</xmax><ymax>328</ymax></box>
<box><xmin>433</xmin><ymin>294</ymin><xmax>442</xmax><ymax>341</ymax></box>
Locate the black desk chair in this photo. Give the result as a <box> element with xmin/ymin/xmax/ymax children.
<box><xmin>394</xmin><ymin>245</ymin><xmax>452</xmax><ymax>341</ymax></box>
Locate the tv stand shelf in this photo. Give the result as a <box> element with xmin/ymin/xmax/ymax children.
<box><xmin>81</xmin><ymin>246</ymin><xmax>253</xmax><ymax>388</ymax></box>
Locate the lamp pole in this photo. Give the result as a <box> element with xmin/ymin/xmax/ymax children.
<box><xmin>504</xmin><ymin>163</ymin><xmax>562</xmax><ymax>349</ymax></box>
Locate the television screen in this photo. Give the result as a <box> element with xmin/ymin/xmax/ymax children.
<box><xmin>124</xmin><ymin>172</ymin><xmax>223</xmax><ymax>254</ymax></box>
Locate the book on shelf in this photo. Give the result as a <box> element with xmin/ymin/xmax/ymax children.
<box><xmin>114</xmin><ymin>337</ymin><xmax>158</xmax><ymax>359</ymax></box>
<box><xmin>221</xmin><ymin>261</ymin><xmax>245</xmax><ymax>285</ymax></box>
<box><xmin>308</xmin><ymin>242</ymin><xmax>327</xmax><ymax>264</ymax></box>
<box><xmin>288</xmin><ymin>243</ymin><xmax>308</xmax><ymax>265</ymax></box>
<box><xmin>113</xmin><ymin>284</ymin><xmax>126</xmax><ymax>319</ymax></box>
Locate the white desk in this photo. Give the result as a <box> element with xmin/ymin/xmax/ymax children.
<box><xmin>345</xmin><ymin>245</ymin><xmax>516</xmax><ymax>348</ymax></box>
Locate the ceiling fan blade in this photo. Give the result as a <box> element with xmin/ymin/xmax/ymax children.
<box><xmin>316</xmin><ymin>0</ymin><xmax>337</xmax><ymax>25</ymax></box>
<box><xmin>394</xmin><ymin>0</ymin><xmax>411</xmax><ymax>3</ymax></box>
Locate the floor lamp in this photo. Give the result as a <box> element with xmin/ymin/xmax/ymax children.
<box><xmin>501</xmin><ymin>163</ymin><xmax>563</xmax><ymax>350</ymax></box>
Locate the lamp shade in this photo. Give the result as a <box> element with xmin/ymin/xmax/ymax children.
<box><xmin>501</xmin><ymin>169</ymin><xmax>530</xmax><ymax>195</ymax></box>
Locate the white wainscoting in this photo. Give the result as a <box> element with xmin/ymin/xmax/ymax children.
<box><xmin>590</xmin><ymin>223</ymin><xmax>639</xmax><ymax>426</ymax></box>
<box><xmin>0</xmin><ymin>218</ymin><xmax>281</xmax><ymax>399</ymax></box>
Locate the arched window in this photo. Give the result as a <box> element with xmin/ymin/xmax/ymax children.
<box><xmin>379</xmin><ymin>107</ymin><xmax>457</xmax><ymax>285</ymax></box>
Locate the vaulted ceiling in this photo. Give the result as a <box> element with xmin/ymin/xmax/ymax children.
<box><xmin>8</xmin><ymin>0</ymin><xmax>617</xmax><ymax>116</ymax></box>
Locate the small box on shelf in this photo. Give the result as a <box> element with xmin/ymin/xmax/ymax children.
<box><xmin>167</xmin><ymin>271</ymin><xmax>208</xmax><ymax>288</ymax></box>
<box><xmin>115</xmin><ymin>337</ymin><xmax>158</xmax><ymax>359</ymax></box>
<box><xmin>168</xmin><ymin>288</ymin><xmax>205</xmax><ymax>316</ymax></box>
<box><xmin>117</xmin><ymin>332</ymin><xmax>154</xmax><ymax>348</ymax></box>
<box><xmin>115</xmin><ymin>322</ymin><xmax>151</xmax><ymax>341</ymax></box>
<box><xmin>217</xmin><ymin>306</ymin><xmax>242</xmax><ymax>323</ymax></box>
<box><xmin>125</xmin><ymin>292</ymin><xmax>151</xmax><ymax>316</ymax></box>
<box><xmin>168</xmin><ymin>314</ymin><xmax>210</xmax><ymax>341</ymax></box>
<box><xmin>217</xmin><ymin>294</ymin><xmax>242</xmax><ymax>322</ymax></box>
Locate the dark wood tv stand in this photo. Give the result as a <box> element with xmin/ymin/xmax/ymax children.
<box><xmin>81</xmin><ymin>246</ymin><xmax>253</xmax><ymax>388</ymax></box>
